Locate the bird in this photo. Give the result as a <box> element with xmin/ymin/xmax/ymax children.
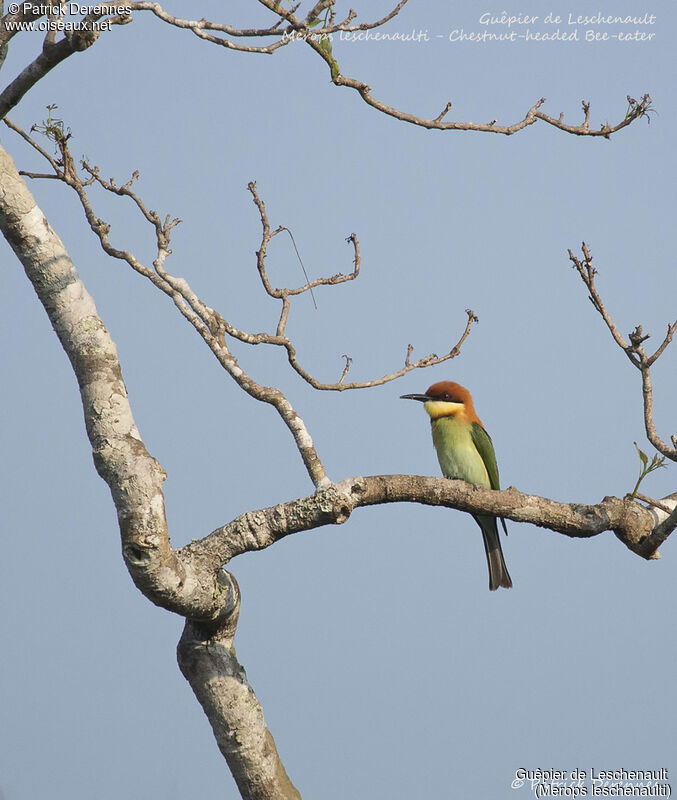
<box><xmin>400</xmin><ymin>380</ymin><xmax>512</xmax><ymax>591</ymax></box>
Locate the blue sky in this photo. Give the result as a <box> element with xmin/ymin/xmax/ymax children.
<box><xmin>1</xmin><ymin>1</ymin><xmax>675</xmax><ymax>798</ymax></box>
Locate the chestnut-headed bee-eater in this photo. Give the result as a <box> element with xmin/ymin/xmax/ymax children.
<box><xmin>401</xmin><ymin>381</ymin><xmax>512</xmax><ymax>591</ymax></box>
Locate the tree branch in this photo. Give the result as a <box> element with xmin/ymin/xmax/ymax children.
<box><xmin>0</xmin><ymin>8</ymin><xmax>132</xmax><ymax>120</ymax></box>
<box><xmin>247</xmin><ymin>180</ymin><xmax>478</xmax><ymax>389</ymax></box>
<box><xmin>0</xmin><ymin>35</ymin><xmax>91</xmax><ymax>120</ymax></box>
<box><xmin>253</xmin><ymin>0</ymin><xmax>652</xmax><ymax>137</ymax></box>
<box><xmin>0</xmin><ymin>140</ymin><xmax>221</xmax><ymax>616</ymax></box>
<box><xmin>175</xmin><ymin>476</ymin><xmax>664</xmax><ymax>580</ymax></box>
<box><xmin>0</xmin><ymin>0</ymin><xmax>651</xmax><ymax>137</ymax></box>
<box><xmin>569</xmin><ymin>243</ymin><xmax>677</xmax><ymax>461</ymax></box>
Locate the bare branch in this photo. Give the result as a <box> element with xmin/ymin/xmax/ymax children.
<box><xmin>433</xmin><ymin>102</ymin><xmax>453</xmax><ymax>123</ymax></box>
<box><xmin>249</xmin><ymin>181</ymin><xmax>360</xmax><ymax>300</ymax></box>
<box><xmin>247</xmin><ymin>0</ymin><xmax>651</xmax><ymax>137</ymax></box>
<box><xmin>637</xmin><ymin>366</ymin><xmax>677</xmax><ymax>461</ymax></box>
<box><xmin>0</xmin><ymin>0</ymin><xmax>650</xmax><ymax>138</ymax></box>
<box><xmin>16</xmin><ymin>170</ymin><xmax>58</xmax><ymax>179</ymax></box>
<box><xmin>248</xmin><ymin>180</ymin><xmax>478</xmax><ymax>389</ymax></box>
<box><xmin>0</xmin><ymin>4</ymin><xmax>135</xmax><ymax>120</ymax></box>
<box><xmin>0</xmin><ymin>31</ymin><xmax>95</xmax><ymax>120</ymax></box>
<box><xmin>304</xmin><ymin>0</ymin><xmax>335</xmax><ymax>25</ymax></box>
<box><xmin>317</xmin><ymin>42</ymin><xmax>648</xmax><ymax>137</ymax></box>
<box><xmin>568</xmin><ymin>243</ymin><xmax>637</xmax><ymax>361</ymax></box>
<box><xmin>8</xmin><ymin>118</ymin><xmax>479</xmax><ymax>439</ymax></box>
<box><xmin>569</xmin><ymin>243</ymin><xmax>677</xmax><ymax>461</ymax></box>
<box><xmin>536</xmin><ymin>93</ymin><xmax>654</xmax><ymax>138</ymax></box>
<box><xmin>284</xmin><ymin>308</ymin><xmax>477</xmax><ymax>390</ymax></box>
<box><xmin>338</xmin><ymin>354</ymin><xmax>352</xmax><ymax>384</ymax></box>
<box><xmin>647</xmin><ymin>320</ymin><xmax>677</xmax><ymax>366</ymax></box>
<box><xmin>127</xmin><ymin>0</ymin><xmax>292</xmax><ymax>39</ymax></box>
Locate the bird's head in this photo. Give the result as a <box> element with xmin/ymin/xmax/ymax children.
<box><xmin>400</xmin><ymin>381</ymin><xmax>481</xmax><ymax>423</ymax></box>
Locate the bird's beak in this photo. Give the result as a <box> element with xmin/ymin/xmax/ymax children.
<box><xmin>400</xmin><ymin>394</ymin><xmax>429</xmax><ymax>402</ymax></box>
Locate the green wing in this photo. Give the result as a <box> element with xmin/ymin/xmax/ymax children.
<box><xmin>470</xmin><ymin>422</ymin><xmax>501</xmax><ymax>490</ymax></box>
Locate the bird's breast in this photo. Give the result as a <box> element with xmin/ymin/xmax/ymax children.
<box><xmin>431</xmin><ymin>417</ymin><xmax>490</xmax><ymax>488</ymax></box>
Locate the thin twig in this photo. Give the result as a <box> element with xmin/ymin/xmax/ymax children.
<box><xmin>632</xmin><ymin>493</ymin><xmax>673</xmax><ymax>514</ymax></box>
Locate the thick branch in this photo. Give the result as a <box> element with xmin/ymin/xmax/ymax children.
<box><xmin>177</xmin><ymin>575</ymin><xmax>301</xmax><ymax>800</ymax></box>
<box><xmin>0</xmin><ymin>6</ymin><xmax>132</xmax><ymax>120</ymax></box>
<box><xmin>179</xmin><ymin>476</ymin><xmax>663</xmax><ymax>577</ymax></box>
<box><xmin>0</xmin><ymin>141</ymin><xmax>224</xmax><ymax>616</ymax></box>
<box><xmin>0</xmin><ymin>35</ymin><xmax>90</xmax><ymax>120</ymax></box>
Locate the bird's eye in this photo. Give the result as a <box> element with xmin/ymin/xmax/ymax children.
<box><xmin>442</xmin><ymin>393</ymin><xmax>450</xmax><ymax>400</ymax></box>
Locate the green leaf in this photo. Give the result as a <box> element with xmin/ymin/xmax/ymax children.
<box><xmin>634</xmin><ymin>442</ymin><xmax>648</xmax><ymax>467</ymax></box>
<box><xmin>629</xmin><ymin>442</ymin><xmax>668</xmax><ymax>498</ymax></box>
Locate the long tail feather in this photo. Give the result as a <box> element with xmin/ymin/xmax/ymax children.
<box><xmin>473</xmin><ymin>514</ymin><xmax>512</xmax><ymax>591</ymax></box>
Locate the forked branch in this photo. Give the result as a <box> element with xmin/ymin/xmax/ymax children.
<box><xmin>247</xmin><ymin>180</ymin><xmax>478</xmax><ymax>389</ymax></box>
<box><xmin>569</xmin><ymin>242</ymin><xmax>677</xmax><ymax>464</ymax></box>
